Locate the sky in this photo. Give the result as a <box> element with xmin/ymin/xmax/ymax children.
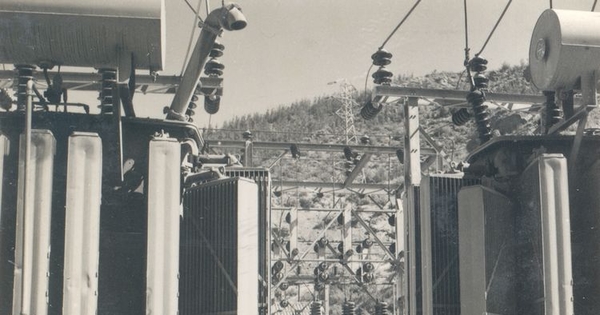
<box><xmin>136</xmin><ymin>0</ymin><xmax>597</xmax><ymax>127</ymax></box>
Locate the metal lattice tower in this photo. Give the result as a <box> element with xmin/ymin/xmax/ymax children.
<box><xmin>332</xmin><ymin>80</ymin><xmax>360</xmax><ymax>145</ymax></box>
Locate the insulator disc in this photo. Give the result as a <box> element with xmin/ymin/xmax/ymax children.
<box><xmin>371</xmin><ymin>49</ymin><xmax>393</xmax><ymax>66</ymax></box>
<box><xmin>467</xmin><ymin>90</ymin><xmax>485</xmax><ymax>103</ymax></box>
<box><xmin>469</xmin><ymin>56</ymin><xmax>488</xmax><ymax>72</ymax></box>
<box><xmin>363</xmin><ymin>262</ymin><xmax>374</xmax><ymax>272</ymax></box>
<box><xmin>343</xmin><ymin>301</ymin><xmax>356</xmax><ymax>315</ymax></box>
<box><xmin>318</xmin><ymin>262</ymin><xmax>328</xmax><ymax>271</ymax></box>
<box><xmin>388</xmin><ymin>214</ymin><xmax>396</xmax><ymax>226</ymax></box>
<box><xmin>285</xmin><ymin>212</ymin><xmax>291</xmax><ymax>224</ymax></box>
<box><xmin>375</xmin><ymin>302</ymin><xmax>390</xmax><ymax>315</ymax></box>
<box><xmin>372</xmin><ymin>67</ymin><xmax>393</xmax><ymax>85</ymax></box>
<box><xmin>311</xmin><ymin>301</ymin><xmax>323</xmax><ymax>315</ymax></box>
<box><xmin>318</xmin><ymin>237</ymin><xmax>328</xmax><ymax>248</ymax></box>
<box><xmin>473</xmin><ymin>73</ymin><xmax>489</xmax><ymax>89</ymax></box>
<box><xmin>360</xmin><ymin>100</ymin><xmax>383</xmax><ymax>120</ymax></box>
<box><xmin>452</xmin><ymin>108</ymin><xmax>472</xmax><ymax>126</ymax></box>
<box><xmin>343</xmin><ymin>146</ymin><xmax>354</xmax><ymax>161</ymax></box>
<box><xmin>204</xmin><ymin>58</ymin><xmax>225</xmax><ymax>76</ymax></box>
<box><xmin>204</xmin><ymin>95</ymin><xmax>220</xmax><ymax>114</ymax></box>
<box><xmin>318</xmin><ymin>272</ymin><xmax>329</xmax><ymax>282</ymax></box>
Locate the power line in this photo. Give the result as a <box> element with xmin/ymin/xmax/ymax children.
<box><xmin>378</xmin><ymin>0</ymin><xmax>423</xmax><ymax>50</ymax></box>
<box><xmin>475</xmin><ymin>0</ymin><xmax>514</xmax><ymax>57</ymax></box>
<box><xmin>364</xmin><ymin>0</ymin><xmax>423</xmax><ymax>95</ymax></box>
<box><xmin>181</xmin><ymin>0</ymin><xmax>204</xmax><ymax>75</ymax></box>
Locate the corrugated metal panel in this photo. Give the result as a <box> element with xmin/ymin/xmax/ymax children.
<box><xmin>516</xmin><ymin>153</ymin><xmax>573</xmax><ymax>314</ymax></box>
<box><xmin>419</xmin><ymin>175</ymin><xmax>479</xmax><ymax>315</ymax></box>
<box><xmin>180</xmin><ymin>177</ymin><xmax>258</xmax><ymax>315</ymax></box>
<box><xmin>224</xmin><ymin>167</ymin><xmax>271</xmax><ymax>313</ymax></box>
<box><xmin>0</xmin><ymin>0</ymin><xmax>165</xmax><ymax>69</ymax></box>
<box><xmin>146</xmin><ymin>136</ymin><xmax>181</xmax><ymax>315</ymax></box>
<box><xmin>12</xmin><ymin>130</ymin><xmax>56</xmax><ymax>315</ymax></box>
<box><xmin>458</xmin><ymin>186</ymin><xmax>515</xmax><ymax>314</ymax></box>
<box><xmin>62</xmin><ymin>132</ymin><xmax>102</xmax><ymax>315</ymax></box>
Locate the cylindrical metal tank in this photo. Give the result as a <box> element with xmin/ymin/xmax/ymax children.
<box><xmin>529</xmin><ymin>9</ymin><xmax>600</xmax><ymax>90</ymax></box>
<box><xmin>0</xmin><ymin>0</ymin><xmax>165</xmax><ymax>70</ymax></box>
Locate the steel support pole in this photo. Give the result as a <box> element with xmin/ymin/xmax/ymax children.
<box><xmin>404</xmin><ymin>97</ymin><xmax>421</xmax><ymax>315</ymax></box>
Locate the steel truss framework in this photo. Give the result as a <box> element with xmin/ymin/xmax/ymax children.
<box><xmin>206</xmin><ymin>88</ymin><xmax>546</xmax><ymax>314</ymax></box>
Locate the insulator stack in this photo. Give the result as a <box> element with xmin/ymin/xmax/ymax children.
<box><xmin>452</xmin><ymin>108</ymin><xmax>472</xmax><ymax>126</ymax></box>
<box><xmin>185</xmin><ymin>95</ymin><xmax>198</xmax><ymax>122</ymax></box>
<box><xmin>210</xmin><ymin>41</ymin><xmax>225</xmax><ymax>58</ymax></box>
<box><xmin>544</xmin><ymin>90</ymin><xmax>561</xmax><ymax>131</ymax></box>
<box><xmin>311</xmin><ymin>301</ymin><xmax>323</xmax><ymax>315</ymax></box>
<box><xmin>15</xmin><ymin>65</ymin><xmax>35</xmax><ymax>110</ymax></box>
<box><xmin>375</xmin><ymin>302</ymin><xmax>389</xmax><ymax>315</ymax></box>
<box><xmin>360</xmin><ymin>100</ymin><xmax>383</xmax><ymax>120</ymax></box>
<box><xmin>343</xmin><ymin>301</ymin><xmax>356</xmax><ymax>315</ymax></box>
<box><xmin>204</xmin><ymin>95</ymin><xmax>220</xmax><ymax>114</ymax></box>
<box><xmin>371</xmin><ymin>49</ymin><xmax>393</xmax><ymax>85</ymax></box>
<box><xmin>99</xmin><ymin>68</ymin><xmax>117</xmax><ymax>114</ymax></box>
<box><xmin>204</xmin><ymin>58</ymin><xmax>224</xmax><ymax>77</ymax></box>
<box><xmin>466</xmin><ymin>56</ymin><xmax>491</xmax><ymax>143</ymax></box>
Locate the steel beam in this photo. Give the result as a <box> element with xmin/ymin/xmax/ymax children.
<box><xmin>374</xmin><ymin>85</ymin><xmax>545</xmax><ymax>104</ymax></box>
<box><xmin>343</xmin><ymin>153</ymin><xmax>372</xmax><ymax>188</ymax></box>
<box><xmin>207</xmin><ymin>139</ymin><xmax>436</xmax><ymax>155</ymax></box>
<box><xmin>0</xmin><ymin>70</ymin><xmax>222</xmax><ymax>95</ymax></box>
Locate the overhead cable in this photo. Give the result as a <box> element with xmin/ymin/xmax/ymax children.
<box><xmin>474</xmin><ymin>0</ymin><xmax>514</xmax><ymax>57</ymax></box>
<box><xmin>180</xmin><ymin>0</ymin><xmax>205</xmax><ymax>75</ymax></box>
<box><xmin>378</xmin><ymin>0</ymin><xmax>423</xmax><ymax>50</ymax></box>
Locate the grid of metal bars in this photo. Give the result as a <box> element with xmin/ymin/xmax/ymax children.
<box><xmin>422</xmin><ymin>175</ymin><xmax>479</xmax><ymax>315</ymax></box>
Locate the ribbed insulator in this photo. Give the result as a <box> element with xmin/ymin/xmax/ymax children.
<box><xmin>375</xmin><ymin>302</ymin><xmax>390</xmax><ymax>315</ymax></box>
<box><xmin>204</xmin><ymin>58</ymin><xmax>224</xmax><ymax>76</ymax></box>
<box><xmin>360</xmin><ymin>100</ymin><xmax>382</xmax><ymax>120</ymax></box>
<box><xmin>99</xmin><ymin>68</ymin><xmax>117</xmax><ymax>114</ymax></box>
<box><xmin>204</xmin><ymin>95</ymin><xmax>220</xmax><ymax>114</ymax></box>
<box><xmin>272</xmin><ymin>260</ymin><xmax>284</xmax><ymax>272</ymax></box>
<box><xmin>469</xmin><ymin>56</ymin><xmax>488</xmax><ymax>72</ymax></box>
<box><xmin>210</xmin><ymin>41</ymin><xmax>225</xmax><ymax>58</ymax></box>
<box><xmin>15</xmin><ymin>65</ymin><xmax>35</xmax><ymax>110</ymax></box>
<box><xmin>372</xmin><ymin>66</ymin><xmax>393</xmax><ymax>85</ymax></box>
<box><xmin>544</xmin><ymin>90</ymin><xmax>561</xmax><ymax>130</ymax></box>
<box><xmin>311</xmin><ymin>301</ymin><xmax>323</xmax><ymax>315</ymax></box>
<box><xmin>259</xmin><ymin>306</ymin><xmax>268</xmax><ymax>315</ymax></box>
<box><xmin>371</xmin><ymin>49</ymin><xmax>392</xmax><ymax>66</ymax></box>
<box><xmin>388</xmin><ymin>214</ymin><xmax>396</xmax><ymax>226</ymax></box>
<box><xmin>472</xmin><ymin>72</ymin><xmax>489</xmax><ymax>89</ymax></box>
<box><xmin>318</xmin><ymin>237</ymin><xmax>329</xmax><ymax>248</ymax></box>
<box><xmin>467</xmin><ymin>90</ymin><xmax>491</xmax><ymax>143</ymax></box>
<box><xmin>343</xmin><ymin>301</ymin><xmax>356</xmax><ymax>315</ymax></box>
<box><xmin>452</xmin><ymin>108</ymin><xmax>472</xmax><ymax>126</ymax></box>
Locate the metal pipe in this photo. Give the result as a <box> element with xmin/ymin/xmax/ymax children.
<box><xmin>166</xmin><ymin>3</ymin><xmax>246</xmax><ymax>121</ymax></box>
<box><xmin>21</xmin><ymin>79</ymin><xmax>34</xmax><ymax>315</ymax></box>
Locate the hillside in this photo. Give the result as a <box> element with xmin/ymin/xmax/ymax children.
<box><xmin>209</xmin><ymin>63</ymin><xmax>541</xmax><ymax>164</ymax></box>
<box><xmin>207</xmin><ymin>63</ymin><xmax>600</xmax><ymax>313</ymax></box>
